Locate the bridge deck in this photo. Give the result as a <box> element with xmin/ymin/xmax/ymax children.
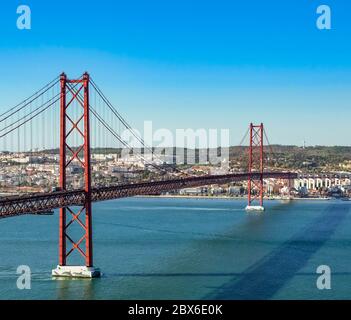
<box><xmin>0</xmin><ymin>172</ymin><xmax>297</xmax><ymax>219</ymax></box>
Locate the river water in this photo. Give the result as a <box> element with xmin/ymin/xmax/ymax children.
<box><xmin>0</xmin><ymin>197</ymin><xmax>350</xmax><ymax>299</ymax></box>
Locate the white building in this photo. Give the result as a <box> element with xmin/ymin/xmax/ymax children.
<box><xmin>294</xmin><ymin>176</ymin><xmax>351</xmax><ymax>191</ymax></box>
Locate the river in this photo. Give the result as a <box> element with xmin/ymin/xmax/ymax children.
<box><xmin>0</xmin><ymin>197</ymin><xmax>350</xmax><ymax>299</ymax></box>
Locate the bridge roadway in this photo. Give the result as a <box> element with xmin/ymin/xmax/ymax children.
<box><xmin>0</xmin><ymin>172</ymin><xmax>297</xmax><ymax>219</ymax></box>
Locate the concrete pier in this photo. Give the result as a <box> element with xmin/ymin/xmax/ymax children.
<box><xmin>245</xmin><ymin>205</ymin><xmax>265</xmax><ymax>212</ymax></box>
<box><xmin>52</xmin><ymin>265</ymin><xmax>101</xmax><ymax>278</ymax></box>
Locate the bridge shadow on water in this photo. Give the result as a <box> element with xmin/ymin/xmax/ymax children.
<box><xmin>204</xmin><ymin>204</ymin><xmax>350</xmax><ymax>300</ymax></box>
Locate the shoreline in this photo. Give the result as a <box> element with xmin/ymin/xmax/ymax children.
<box><xmin>136</xmin><ymin>195</ymin><xmax>333</xmax><ymax>201</ymax></box>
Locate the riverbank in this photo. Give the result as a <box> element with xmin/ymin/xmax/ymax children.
<box><xmin>137</xmin><ymin>195</ymin><xmax>333</xmax><ymax>201</ymax></box>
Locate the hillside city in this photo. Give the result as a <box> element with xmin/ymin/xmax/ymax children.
<box><xmin>1</xmin><ymin>145</ymin><xmax>351</xmax><ymax>199</ymax></box>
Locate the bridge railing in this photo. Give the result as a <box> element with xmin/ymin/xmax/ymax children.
<box><xmin>0</xmin><ymin>172</ymin><xmax>297</xmax><ymax>218</ymax></box>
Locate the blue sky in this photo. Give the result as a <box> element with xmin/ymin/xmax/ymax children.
<box><xmin>0</xmin><ymin>0</ymin><xmax>350</xmax><ymax>146</ymax></box>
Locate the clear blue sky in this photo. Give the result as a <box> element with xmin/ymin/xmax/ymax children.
<box><xmin>0</xmin><ymin>0</ymin><xmax>350</xmax><ymax>146</ymax></box>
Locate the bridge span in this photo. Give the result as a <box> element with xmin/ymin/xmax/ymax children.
<box><xmin>0</xmin><ymin>172</ymin><xmax>296</xmax><ymax>219</ymax></box>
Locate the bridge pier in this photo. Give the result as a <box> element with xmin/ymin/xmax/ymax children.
<box><xmin>245</xmin><ymin>205</ymin><xmax>265</xmax><ymax>212</ymax></box>
<box><xmin>52</xmin><ymin>265</ymin><xmax>100</xmax><ymax>278</ymax></box>
<box><xmin>52</xmin><ymin>72</ymin><xmax>100</xmax><ymax>278</ymax></box>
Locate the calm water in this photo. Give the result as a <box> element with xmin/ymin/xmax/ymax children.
<box><xmin>0</xmin><ymin>197</ymin><xmax>351</xmax><ymax>300</ymax></box>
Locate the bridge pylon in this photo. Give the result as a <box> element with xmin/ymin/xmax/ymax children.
<box><xmin>52</xmin><ymin>72</ymin><xmax>100</xmax><ymax>278</ymax></box>
<box><xmin>245</xmin><ymin>123</ymin><xmax>265</xmax><ymax>212</ymax></box>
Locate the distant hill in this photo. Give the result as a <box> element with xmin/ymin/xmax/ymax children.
<box><xmin>24</xmin><ymin>145</ymin><xmax>351</xmax><ymax>172</ymax></box>
<box><xmin>229</xmin><ymin>145</ymin><xmax>351</xmax><ymax>172</ymax></box>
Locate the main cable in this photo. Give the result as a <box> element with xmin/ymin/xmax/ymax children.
<box><xmin>0</xmin><ymin>77</ymin><xmax>59</xmax><ymax>122</ymax></box>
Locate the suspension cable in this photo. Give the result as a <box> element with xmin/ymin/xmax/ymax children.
<box><xmin>0</xmin><ymin>77</ymin><xmax>59</xmax><ymax>122</ymax></box>
<box><xmin>90</xmin><ymin>78</ymin><xmax>153</xmax><ymax>153</ymax></box>
<box><xmin>0</xmin><ymin>91</ymin><xmax>61</xmax><ymax>133</ymax></box>
<box><xmin>0</xmin><ymin>96</ymin><xmax>60</xmax><ymax>139</ymax></box>
<box><xmin>263</xmin><ymin>128</ymin><xmax>277</xmax><ymax>166</ymax></box>
<box><xmin>90</xmin><ymin>78</ymin><xmax>193</xmax><ymax>176</ymax></box>
<box><xmin>90</xmin><ymin>107</ymin><xmax>169</xmax><ymax>174</ymax></box>
<box><xmin>66</xmin><ymin>82</ymin><xmax>170</xmax><ymax>175</ymax></box>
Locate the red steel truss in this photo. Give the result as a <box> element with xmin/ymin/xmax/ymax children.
<box><xmin>247</xmin><ymin>123</ymin><xmax>264</xmax><ymax>207</ymax></box>
<box><xmin>0</xmin><ymin>172</ymin><xmax>297</xmax><ymax>219</ymax></box>
<box><xmin>59</xmin><ymin>72</ymin><xmax>93</xmax><ymax>267</ymax></box>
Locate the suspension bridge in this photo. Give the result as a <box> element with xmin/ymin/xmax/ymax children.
<box><xmin>0</xmin><ymin>72</ymin><xmax>296</xmax><ymax>277</ymax></box>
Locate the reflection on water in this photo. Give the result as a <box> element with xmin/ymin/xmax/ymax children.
<box><xmin>0</xmin><ymin>198</ymin><xmax>350</xmax><ymax>299</ymax></box>
<box><xmin>54</xmin><ymin>277</ymin><xmax>96</xmax><ymax>300</ymax></box>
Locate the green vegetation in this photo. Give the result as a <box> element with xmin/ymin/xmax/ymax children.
<box><xmin>23</xmin><ymin>145</ymin><xmax>351</xmax><ymax>173</ymax></box>
<box><xmin>229</xmin><ymin>145</ymin><xmax>351</xmax><ymax>172</ymax></box>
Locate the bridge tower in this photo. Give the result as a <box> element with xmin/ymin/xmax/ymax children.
<box><xmin>52</xmin><ymin>72</ymin><xmax>100</xmax><ymax>278</ymax></box>
<box><xmin>246</xmin><ymin>123</ymin><xmax>265</xmax><ymax>211</ymax></box>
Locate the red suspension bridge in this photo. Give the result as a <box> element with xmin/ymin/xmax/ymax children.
<box><xmin>0</xmin><ymin>73</ymin><xmax>296</xmax><ymax>277</ymax></box>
